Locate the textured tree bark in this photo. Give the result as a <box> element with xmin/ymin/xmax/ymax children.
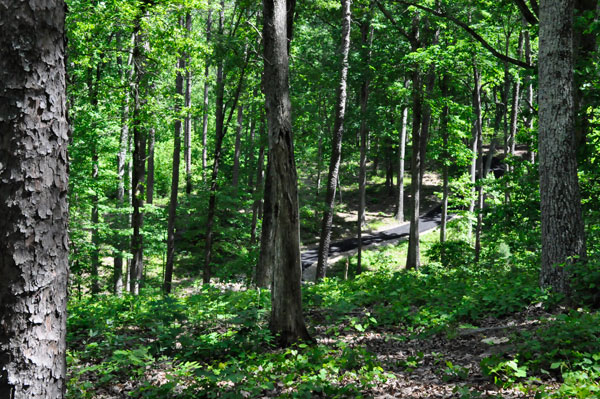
<box><xmin>164</xmin><ymin>41</ymin><xmax>185</xmax><ymax>295</ymax></box>
<box><xmin>130</xmin><ymin>13</ymin><xmax>146</xmax><ymax>295</ymax></box>
<box><xmin>201</xmin><ymin>2</ymin><xmax>213</xmax><ymax>179</ymax></box>
<box><xmin>356</xmin><ymin>10</ymin><xmax>374</xmax><ymax>275</ymax></box>
<box><xmin>538</xmin><ymin>0</ymin><xmax>586</xmax><ymax>294</ymax></box>
<box><xmin>0</xmin><ymin>0</ymin><xmax>69</xmax><ymax>396</ymax></box>
<box><xmin>262</xmin><ymin>0</ymin><xmax>311</xmax><ymax>346</ymax></box>
<box><xmin>395</xmin><ymin>91</ymin><xmax>409</xmax><ymax>222</ymax></box>
<box><xmin>232</xmin><ymin>105</ymin><xmax>243</xmax><ymax>190</ymax></box>
<box><xmin>315</xmin><ymin>0</ymin><xmax>351</xmax><ymax>282</ymax></box>
<box><xmin>184</xmin><ymin>12</ymin><xmax>193</xmax><ymax>195</ymax></box>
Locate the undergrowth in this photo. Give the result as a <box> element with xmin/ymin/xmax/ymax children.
<box><xmin>66</xmin><ymin>246</ymin><xmax>600</xmax><ymax>398</ymax></box>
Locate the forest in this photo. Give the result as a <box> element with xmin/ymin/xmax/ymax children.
<box><xmin>1</xmin><ymin>0</ymin><xmax>600</xmax><ymax>397</ymax></box>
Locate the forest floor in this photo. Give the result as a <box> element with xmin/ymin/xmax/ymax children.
<box><xmin>309</xmin><ymin>304</ymin><xmax>557</xmax><ymax>398</ymax></box>
<box><xmin>67</xmin><ymin>162</ymin><xmax>599</xmax><ymax>399</ymax></box>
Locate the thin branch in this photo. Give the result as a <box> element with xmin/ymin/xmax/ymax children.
<box><xmin>513</xmin><ymin>0</ymin><xmax>538</xmax><ymax>25</ymax></box>
<box><xmin>374</xmin><ymin>0</ymin><xmax>415</xmax><ymax>45</ymax></box>
<box><xmin>246</xmin><ymin>20</ymin><xmax>262</xmax><ymax>40</ymax></box>
<box><xmin>529</xmin><ymin>0</ymin><xmax>539</xmax><ymax>17</ymax></box>
<box><xmin>392</xmin><ymin>0</ymin><xmax>534</xmax><ymax>70</ymax></box>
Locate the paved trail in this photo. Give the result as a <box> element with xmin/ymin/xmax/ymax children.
<box><xmin>301</xmin><ymin>205</ymin><xmax>446</xmax><ymax>271</ymax></box>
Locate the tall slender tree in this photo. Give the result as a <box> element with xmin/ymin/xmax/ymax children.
<box><xmin>395</xmin><ymin>81</ymin><xmax>410</xmax><ymax>222</ymax></box>
<box><xmin>130</xmin><ymin>11</ymin><xmax>147</xmax><ymax>295</ymax></box>
<box><xmin>315</xmin><ymin>0</ymin><xmax>352</xmax><ymax>281</ymax></box>
<box><xmin>201</xmin><ymin>3</ymin><xmax>213</xmax><ymax>180</ymax></box>
<box><xmin>184</xmin><ymin>12</ymin><xmax>193</xmax><ymax>194</ymax></box>
<box><xmin>164</xmin><ymin>19</ymin><xmax>186</xmax><ymax>294</ymax></box>
<box><xmin>262</xmin><ymin>0</ymin><xmax>311</xmax><ymax>346</ymax></box>
<box><xmin>356</xmin><ymin>4</ymin><xmax>375</xmax><ymax>274</ymax></box>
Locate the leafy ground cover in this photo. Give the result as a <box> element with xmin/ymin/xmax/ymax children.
<box><xmin>66</xmin><ymin>242</ymin><xmax>600</xmax><ymax>398</ymax></box>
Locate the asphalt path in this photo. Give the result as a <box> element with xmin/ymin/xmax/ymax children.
<box><xmin>301</xmin><ymin>205</ymin><xmax>446</xmax><ymax>270</ymax></box>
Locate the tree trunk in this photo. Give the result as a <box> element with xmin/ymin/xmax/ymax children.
<box><xmin>406</xmin><ymin>64</ymin><xmax>423</xmax><ymax>270</ymax></box>
<box><xmin>201</xmin><ymin>2</ymin><xmax>213</xmax><ymax>178</ymax></box>
<box><xmin>573</xmin><ymin>0</ymin><xmax>598</xmax><ymax>151</ymax></box>
<box><xmin>232</xmin><ymin>105</ymin><xmax>243</xmax><ymax>190</ymax></box>
<box><xmin>114</xmin><ymin>32</ymin><xmax>135</xmax><ymax>295</ymax></box>
<box><xmin>146</xmin><ymin>127</ymin><xmax>155</xmax><ymax>204</ymax></box>
<box><xmin>508</xmin><ymin>31</ymin><xmax>524</xmax><ymax>159</ymax></box>
<box><xmin>184</xmin><ymin>12</ymin><xmax>193</xmax><ymax>194</ymax></box>
<box><xmin>164</xmin><ymin>37</ymin><xmax>185</xmax><ymax>295</ymax></box>
<box><xmin>246</xmin><ymin>90</ymin><xmax>258</xmax><ymax>188</ymax></box>
<box><xmin>538</xmin><ymin>0</ymin><xmax>586</xmax><ymax>294</ymax></box>
<box><xmin>0</xmin><ymin>1</ymin><xmax>69</xmax><ymax>396</ymax></box>
<box><xmin>89</xmin><ymin>65</ymin><xmax>101</xmax><ymax>295</ymax></box>
<box><xmin>130</xmin><ymin>14</ymin><xmax>146</xmax><ymax>295</ymax></box>
<box><xmin>250</xmin><ymin>118</ymin><xmax>266</xmax><ymax>246</ymax></box>
<box><xmin>203</xmin><ymin>1</ymin><xmax>226</xmax><ymax>284</ymax></box>
<box><xmin>356</xmin><ymin>9</ymin><xmax>374</xmax><ymax>275</ymax></box>
<box><xmin>473</xmin><ymin>63</ymin><xmax>484</xmax><ymax>262</ymax></box>
<box><xmin>315</xmin><ymin>0</ymin><xmax>351</xmax><ymax>282</ymax></box>
<box><xmin>524</xmin><ymin>29</ymin><xmax>535</xmax><ymax>163</ymax></box>
<box><xmin>315</xmin><ymin>135</ymin><xmax>323</xmax><ymax>198</ymax></box>
<box><xmin>203</xmin><ymin>1</ymin><xmax>248</xmax><ymax>284</ymax></box>
<box><xmin>468</xmin><ymin>63</ymin><xmax>479</xmax><ymax>218</ymax></box>
<box><xmin>395</xmin><ymin>95</ymin><xmax>409</xmax><ymax>222</ymax></box>
<box><xmin>439</xmin><ymin>75</ymin><xmax>450</xmax><ymax>249</ymax></box>
<box><xmin>262</xmin><ymin>0</ymin><xmax>311</xmax><ymax>346</ymax></box>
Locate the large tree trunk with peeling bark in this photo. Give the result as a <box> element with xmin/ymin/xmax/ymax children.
<box><xmin>262</xmin><ymin>0</ymin><xmax>311</xmax><ymax>346</ymax></box>
<box><xmin>538</xmin><ymin>0</ymin><xmax>586</xmax><ymax>294</ymax></box>
<box><xmin>0</xmin><ymin>1</ymin><xmax>69</xmax><ymax>396</ymax></box>
<box><xmin>315</xmin><ymin>0</ymin><xmax>351</xmax><ymax>282</ymax></box>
